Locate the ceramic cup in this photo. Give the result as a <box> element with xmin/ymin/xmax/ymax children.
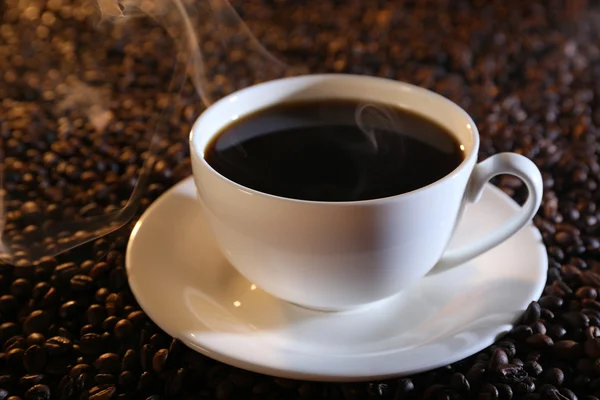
<box><xmin>189</xmin><ymin>74</ymin><xmax>543</xmax><ymax>311</ymax></box>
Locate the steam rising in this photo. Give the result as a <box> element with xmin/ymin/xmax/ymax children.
<box><xmin>355</xmin><ymin>103</ymin><xmax>406</xmax><ymax>154</ymax></box>
<box><xmin>91</xmin><ymin>0</ymin><xmax>401</xmax><ymax>155</ymax></box>
<box><xmin>1</xmin><ymin>0</ymin><xmax>405</xmax><ymax>262</ymax></box>
<box><xmin>93</xmin><ymin>0</ymin><xmax>292</xmax><ymax>106</ymax></box>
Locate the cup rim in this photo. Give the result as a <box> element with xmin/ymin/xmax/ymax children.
<box><xmin>190</xmin><ymin>73</ymin><xmax>480</xmax><ymax>205</ymax></box>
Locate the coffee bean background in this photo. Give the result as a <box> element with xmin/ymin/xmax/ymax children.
<box><xmin>2</xmin><ymin>0</ymin><xmax>600</xmax><ymax>398</ymax></box>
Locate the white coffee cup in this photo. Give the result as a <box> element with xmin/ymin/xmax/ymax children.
<box><xmin>189</xmin><ymin>74</ymin><xmax>543</xmax><ymax>311</ymax></box>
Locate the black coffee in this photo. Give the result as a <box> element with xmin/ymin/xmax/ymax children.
<box><xmin>205</xmin><ymin>100</ymin><xmax>465</xmax><ymax>202</ymax></box>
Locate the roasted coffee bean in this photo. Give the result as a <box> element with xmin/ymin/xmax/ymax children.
<box><xmin>102</xmin><ymin>317</ymin><xmax>118</xmax><ymax>333</ymax></box>
<box><xmin>152</xmin><ymin>349</ymin><xmax>168</xmax><ymax>373</ymax></box>
<box><xmin>531</xmin><ymin>321</ymin><xmax>547</xmax><ymax>335</ymax></box>
<box><xmin>38</xmin><ymin>288</ymin><xmax>58</xmax><ymax>309</ymax></box>
<box><xmin>516</xmin><ymin>378</ymin><xmax>536</xmax><ymax>394</ymax></box>
<box><xmin>450</xmin><ymin>372</ymin><xmax>470</xmax><ymax>393</ymax></box>
<box><xmin>57</xmin><ymin>375</ymin><xmax>74</xmax><ymax>400</ymax></box>
<box><xmin>19</xmin><ymin>374</ymin><xmax>46</xmax><ymax>389</ymax></box>
<box><xmin>54</xmin><ymin>263</ymin><xmax>78</xmax><ymax>282</ymax></box>
<box><xmin>80</xmin><ymin>333</ymin><xmax>103</xmax><ymax>355</ymax></box>
<box><xmin>562</xmin><ymin>312</ymin><xmax>590</xmax><ymax>328</ymax></box>
<box><xmin>544</xmin><ymin>368</ymin><xmax>565</xmax><ymax>387</ymax></box>
<box><xmin>118</xmin><ymin>371</ymin><xmax>135</xmax><ymax>389</ymax></box>
<box><xmin>497</xmin><ymin>364</ymin><xmax>528</xmax><ymax>383</ymax></box>
<box><xmin>559</xmin><ymin>388</ymin><xmax>577</xmax><ymax>400</ymax></box>
<box><xmin>491</xmin><ymin>342</ymin><xmax>517</xmax><ymax>359</ymax></box>
<box><xmin>127</xmin><ymin>311</ymin><xmax>146</xmax><ymax>327</ymax></box>
<box><xmin>541</xmin><ymin>308</ymin><xmax>555</xmax><ymax>321</ymax></box>
<box><xmin>539</xmin><ymin>295</ymin><xmax>564</xmax><ymax>310</ymax></box>
<box><xmin>95</xmin><ymin>288</ymin><xmax>110</xmax><ymax>303</ymax></box>
<box><xmin>24</xmin><ymin>311</ymin><xmax>50</xmax><ymax>336</ymax></box>
<box><xmin>30</xmin><ymin>284</ymin><xmax>50</xmax><ymax>303</ymax></box>
<box><xmin>526</xmin><ymin>333</ymin><xmax>554</xmax><ymax>348</ymax></box>
<box><xmin>24</xmin><ymin>384</ymin><xmax>50</xmax><ymax>400</ymax></box>
<box><xmin>89</xmin><ymin>263</ymin><xmax>110</xmax><ymax>280</ymax></box>
<box><xmin>577</xmin><ymin>286</ymin><xmax>598</xmax><ymax>300</ymax></box>
<box><xmin>7</xmin><ymin>348</ymin><xmax>25</xmax><ymax>370</ymax></box>
<box><xmin>113</xmin><ymin>319</ymin><xmax>133</xmax><ymax>339</ymax></box>
<box><xmin>466</xmin><ymin>365</ymin><xmax>486</xmax><ymax>386</ymax></box>
<box><xmin>547</xmin><ymin>325</ymin><xmax>567</xmax><ymax>340</ymax></box>
<box><xmin>88</xmin><ymin>384</ymin><xmax>116</xmax><ymax>400</ymax></box>
<box><xmin>121</xmin><ymin>349</ymin><xmax>139</xmax><ymax>372</ymax></box>
<box><xmin>4</xmin><ymin>336</ymin><xmax>27</xmax><ymax>352</ymax></box>
<box><xmin>0</xmin><ymin>323</ymin><xmax>20</xmax><ymax>344</ymax></box>
<box><xmin>523</xmin><ymin>302</ymin><xmax>542</xmax><ymax>324</ymax></box>
<box><xmin>489</xmin><ymin>348</ymin><xmax>509</xmax><ymax>371</ymax></box>
<box><xmin>26</xmin><ymin>334</ymin><xmax>45</xmax><ymax>347</ymax></box>
<box><xmin>0</xmin><ymin>295</ymin><xmax>18</xmax><ymax>315</ymax></box>
<box><xmin>138</xmin><ymin>371</ymin><xmax>155</xmax><ymax>391</ymax></box>
<box><xmin>70</xmin><ymin>275</ymin><xmax>93</xmax><ymax>291</ymax></box>
<box><xmin>511</xmin><ymin>325</ymin><xmax>533</xmax><ymax>341</ymax></box>
<box><xmin>87</xmin><ymin>305</ymin><xmax>107</xmax><ymax>327</ymax></box>
<box><xmin>23</xmin><ymin>345</ymin><xmax>47</xmax><ymax>373</ymax></box>
<box><xmin>94</xmin><ymin>353</ymin><xmax>120</xmax><ymax>374</ymax></box>
<box><xmin>44</xmin><ymin>337</ymin><xmax>71</xmax><ymax>356</ymax></box>
<box><xmin>524</xmin><ymin>361</ymin><xmax>543</xmax><ymax>376</ymax></box>
<box><xmin>10</xmin><ymin>279</ymin><xmax>32</xmax><ymax>298</ymax></box>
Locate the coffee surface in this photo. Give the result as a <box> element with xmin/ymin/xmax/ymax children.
<box><xmin>205</xmin><ymin>100</ymin><xmax>465</xmax><ymax>201</ymax></box>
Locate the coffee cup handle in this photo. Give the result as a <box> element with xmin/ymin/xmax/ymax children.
<box><xmin>436</xmin><ymin>152</ymin><xmax>544</xmax><ymax>269</ymax></box>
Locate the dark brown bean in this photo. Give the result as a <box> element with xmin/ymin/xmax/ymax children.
<box><xmin>23</xmin><ymin>311</ymin><xmax>50</xmax><ymax>336</ymax></box>
<box><xmin>531</xmin><ymin>321</ymin><xmax>547</xmax><ymax>335</ymax></box>
<box><xmin>526</xmin><ymin>333</ymin><xmax>554</xmax><ymax>349</ymax></box>
<box><xmin>95</xmin><ymin>354</ymin><xmax>120</xmax><ymax>374</ymax></box>
<box><xmin>152</xmin><ymin>349</ymin><xmax>168</xmax><ymax>374</ymax></box>
<box><xmin>87</xmin><ymin>305</ymin><xmax>107</xmax><ymax>327</ymax></box>
<box><xmin>26</xmin><ymin>334</ymin><xmax>45</xmax><ymax>347</ymax></box>
<box><xmin>88</xmin><ymin>384</ymin><xmax>116</xmax><ymax>400</ymax></box>
<box><xmin>23</xmin><ymin>345</ymin><xmax>46</xmax><ymax>373</ymax></box>
<box><xmin>89</xmin><ymin>263</ymin><xmax>110</xmax><ymax>280</ymax></box>
<box><xmin>80</xmin><ymin>333</ymin><xmax>103</xmax><ymax>355</ymax></box>
<box><xmin>24</xmin><ymin>384</ymin><xmax>50</xmax><ymax>400</ymax></box>
<box><xmin>70</xmin><ymin>275</ymin><xmax>93</xmax><ymax>291</ymax></box>
<box><xmin>489</xmin><ymin>348</ymin><xmax>509</xmax><ymax>371</ymax></box>
<box><xmin>19</xmin><ymin>374</ymin><xmax>45</xmax><ymax>388</ymax></box>
<box><xmin>57</xmin><ymin>375</ymin><xmax>73</xmax><ymax>400</ymax></box>
<box><xmin>44</xmin><ymin>337</ymin><xmax>71</xmax><ymax>356</ymax></box>
<box><xmin>524</xmin><ymin>360</ymin><xmax>543</xmax><ymax>376</ymax></box>
<box><xmin>113</xmin><ymin>319</ymin><xmax>133</xmax><ymax>339</ymax></box>
<box><xmin>54</xmin><ymin>263</ymin><xmax>78</xmax><ymax>282</ymax></box>
<box><xmin>496</xmin><ymin>364</ymin><xmax>528</xmax><ymax>383</ymax></box>
<box><xmin>545</xmin><ymin>368</ymin><xmax>565</xmax><ymax>386</ymax></box>
<box><xmin>577</xmin><ymin>286</ymin><xmax>598</xmax><ymax>300</ymax></box>
<box><xmin>523</xmin><ymin>302</ymin><xmax>542</xmax><ymax>324</ymax></box>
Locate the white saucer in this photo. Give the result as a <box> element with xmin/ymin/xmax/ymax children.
<box><xmin>126</xmin><ymin>176</ymin><xmax>547</xmax><ymax>382</ymax></box>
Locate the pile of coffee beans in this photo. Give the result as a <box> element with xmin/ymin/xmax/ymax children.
<box><xmin>2</xmin><ymin>0</ymin><xmax>600</xmax><ymax>398</ymax></box>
